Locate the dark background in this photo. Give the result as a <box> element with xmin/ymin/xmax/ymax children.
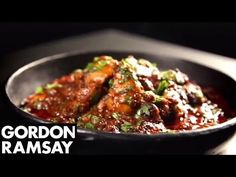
<box><xmin>0</xmin><ymin>22</ymin><xmax>236</xmax><ymax>59</ymax></box>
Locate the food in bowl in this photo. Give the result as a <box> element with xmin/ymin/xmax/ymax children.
<box><xmin>20</xmin><ymin>55</ymin><xmax>235</xmax><ymax>134</ymax></box>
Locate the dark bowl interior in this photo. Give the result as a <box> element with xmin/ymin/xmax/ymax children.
<box><xmin>5</xmin><ymin>51</ymin><xmax>236</xmax><ymax>154</ymax></box>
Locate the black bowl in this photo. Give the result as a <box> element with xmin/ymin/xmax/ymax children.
<box><xmin>5</xmin><ymin>51</ymin><xmax>236</xmax><ymax>154</ymax></box>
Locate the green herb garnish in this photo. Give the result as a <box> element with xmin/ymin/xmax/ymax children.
<box><xmin>85</xmin><ymin>62</ymin><xmax>94</xmax><ymax>71</ymax></box>
<box><xmin>35</xmin><ymin>87</ymin><xmax>44</xmax><ymax>94</ymax></box>
<box><xmin>144</xmin><ymin>91</ymin><xmax>164</xmax><ymax>104</ymax></box>
<box><xmin>135</xmin><ymin>104</ymin><xmax>151</xmax><ymax>119</ymax></box>
<box><xmin>161</xmin><ymin>70</ymin><xmax>176</xmax><ymax>81</ymax></box>
<box><xmin>112</xmin><ymin>112</ymin><xmax>121</xmax><ymax>120</ymax></box>
<box><xmin>85</xmin><ymin>122</ymin><xmax>95</xmax><ymax>129</ymax></box>
<box><xmin>96</xmin><ymin>60</ymin><xmax>109</xmax><ymax>70</ymax></box>
<box><xmin>119</xmin><ymin>67</ymin><xmax>133</xmax><ymax>84</ymax></box>
<box><xmin>46</xmin><ymin>83</ymin><xmax>62</xmax><ymax>89</ymax></box>
<box><xmin>118</xmin><ymin>86</ymin><xmax>133</xmax><ymax>94</ymax></box>
<box><xmin>155</xmin><ymin>80</ymin><xmax>169</xmax><ymax>95</ymax></box>
<box><xmin>86</xmin><ymin>114</ymin><xmax>100</xmax><ymax>124</ymax></box>
<box><xmin>90</xmin><ymin>115</ymin><xmax>100</xmax><ymax>124</ymax></box>
<box><xmin>120</xmin><ymin>121</ymin><xmax>133</xmax><ymax>132</ymax></box>
<box><xmin>124</xmin><ymin>96</ymin><xmax>133</xmax><ymax>105</ymax></box>
<box><xmin>108</xmin><ymin>79</ymin><xmax>114</xmax><ymax>88</ymax></box>
<box><xmin>35</xmin><ymin>83</ymin><xmax>62</xmax><ymax>93</ymax></box>
<box><xmin>161</xmin><ymin>70</ymin><xmax>185</xmax><ymax>85</ymax></box>
<box><xmin>155</xmin><ymin>95</ymin><xmax>163</xmax><ymax>103</ymax></box>
<box><xmin>85</xmin><ymin>59</ymin><xmax>109</xmax><ymax>72</ymax></box>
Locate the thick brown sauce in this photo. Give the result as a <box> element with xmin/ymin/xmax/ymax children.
<box><xmin>21</xmin><ymin>56</ymin><xmax>235</xmax><ymax>134</ymax></box>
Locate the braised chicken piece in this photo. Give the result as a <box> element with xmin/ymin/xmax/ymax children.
<box><xmin>21</xmin><ymin>56</ymin><xmax>119</xmax><ymax>123</ymax></box>
<box><xmin>21</xmin><ymin>55</ymin><xmax>234</xmax><ymax>134</ymax></box>
<box><xmin>78</xmin><ymin>56</ymin><xmax>165</xmax><ymax>133</ymax></box>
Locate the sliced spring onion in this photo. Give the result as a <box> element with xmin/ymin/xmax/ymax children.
<box><xmin>135</xmin><ymin>104</ymin><xmax>151</xmax><ymax>119</ymax></box>
<box><xmin>155</xmin><ymin>80</ymin><xmax>169</xmax><ymax>95</ymax></box>
<box><xmin>112</xmin><ymin>112</ymin><xmax>121</xmax><ymax>120</ymax></box>
<box><xmin>85</xmin><ymin>122</ymin><xmax>95</xmax><ymax>129</ymax></box>
<box><xmin>108</xmin><ymin>79</ymin><xmax>114</xmax><ymax>88</ymax></box>
<box><xmin>46</xmin><ymin>83</ymin><xmax>62</xmax><ymax>89</ymax></box>
<box><xmin>120</xmin><ymin>121</ymin><xmax>133</xmax><ymax>132</ymax></box>
<box><xmin>35</xmin><ymin>87</ymin><xmax>44</xmax><ymax>94</ymax></box>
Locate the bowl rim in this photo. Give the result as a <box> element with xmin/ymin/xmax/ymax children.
<box><xmin>5</xmin><ymin>50</ymin><xmax>236</xmax><ymax>140</ymax></box>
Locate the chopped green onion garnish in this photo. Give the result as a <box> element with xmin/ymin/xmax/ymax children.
<box><xmin>85</xmin><ymin>59</ymin><xmax>109</xmax><ymax>71</ymax></box>
<box><xmin>155</xmin><ymin>80</ymin><xmax>169</xmax><ymax>95</ymax></box>
<box><xmin>155</xmin><ymin>95</ymin><xmax>163</xmax><ymax>103</ymax></box>
<box><xmin>161</xmin><ymin>70</ymin><xmax>176</xmax><ymax>81</ymax></box>
<box><xmin>85</xmin><ymin>62</ymin><xmax>94</xmax><ymax>71</ymax></box>
<box><xmin>35</xmin><ymin>87</ymin><xmax>44</xmax><ymax>94</ymax></box>
<box><xmin>118</xmin><ymin>86</ymin><xmax>133</xmax><ymax>94</ymax></box>
<box><xmin>108</xmin><ymin>79</ymin><xmax>114</xmax><ymax>88</ymax></box>
<box><xmin>46</xmin><ymin>83</ymin><xmax>62</xmax><ymax>89</ymax></box>
<box><xmin>91</xmin><ymin>115</ymin><xmax>100</xmax><ymax>124</ymax></box>
<box><xmin>120</xmin><ymin>121</ymin><xmax>133</xmax><ymax>132</ymax></box>
<box><xmin>119</xmin><ymin>67</ymin><xmax>133</xmax><ymax>83</ymax></box>
<box><xmin>112</xmin><ymin>112</ymin><xmax>121</xmax><ymax>120</ymax></box>
<box><xmin>85</xmin><ymin>122</ymin><xmax>95</xmax><ymax>129</ymax></box>
<box><xmin>96</xmin><ymin>60</ymin><xmax>109</xmax><ymax>70</ymax></box>
<box><xmin>124</xmin><ymin>96</ymin><xmax>133</xmax><ymax>105</ymax></box>
<box><xmin>135</xmin><ymin>104</ymin><xmax>151</xmax><ymax>119</ymax></box>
